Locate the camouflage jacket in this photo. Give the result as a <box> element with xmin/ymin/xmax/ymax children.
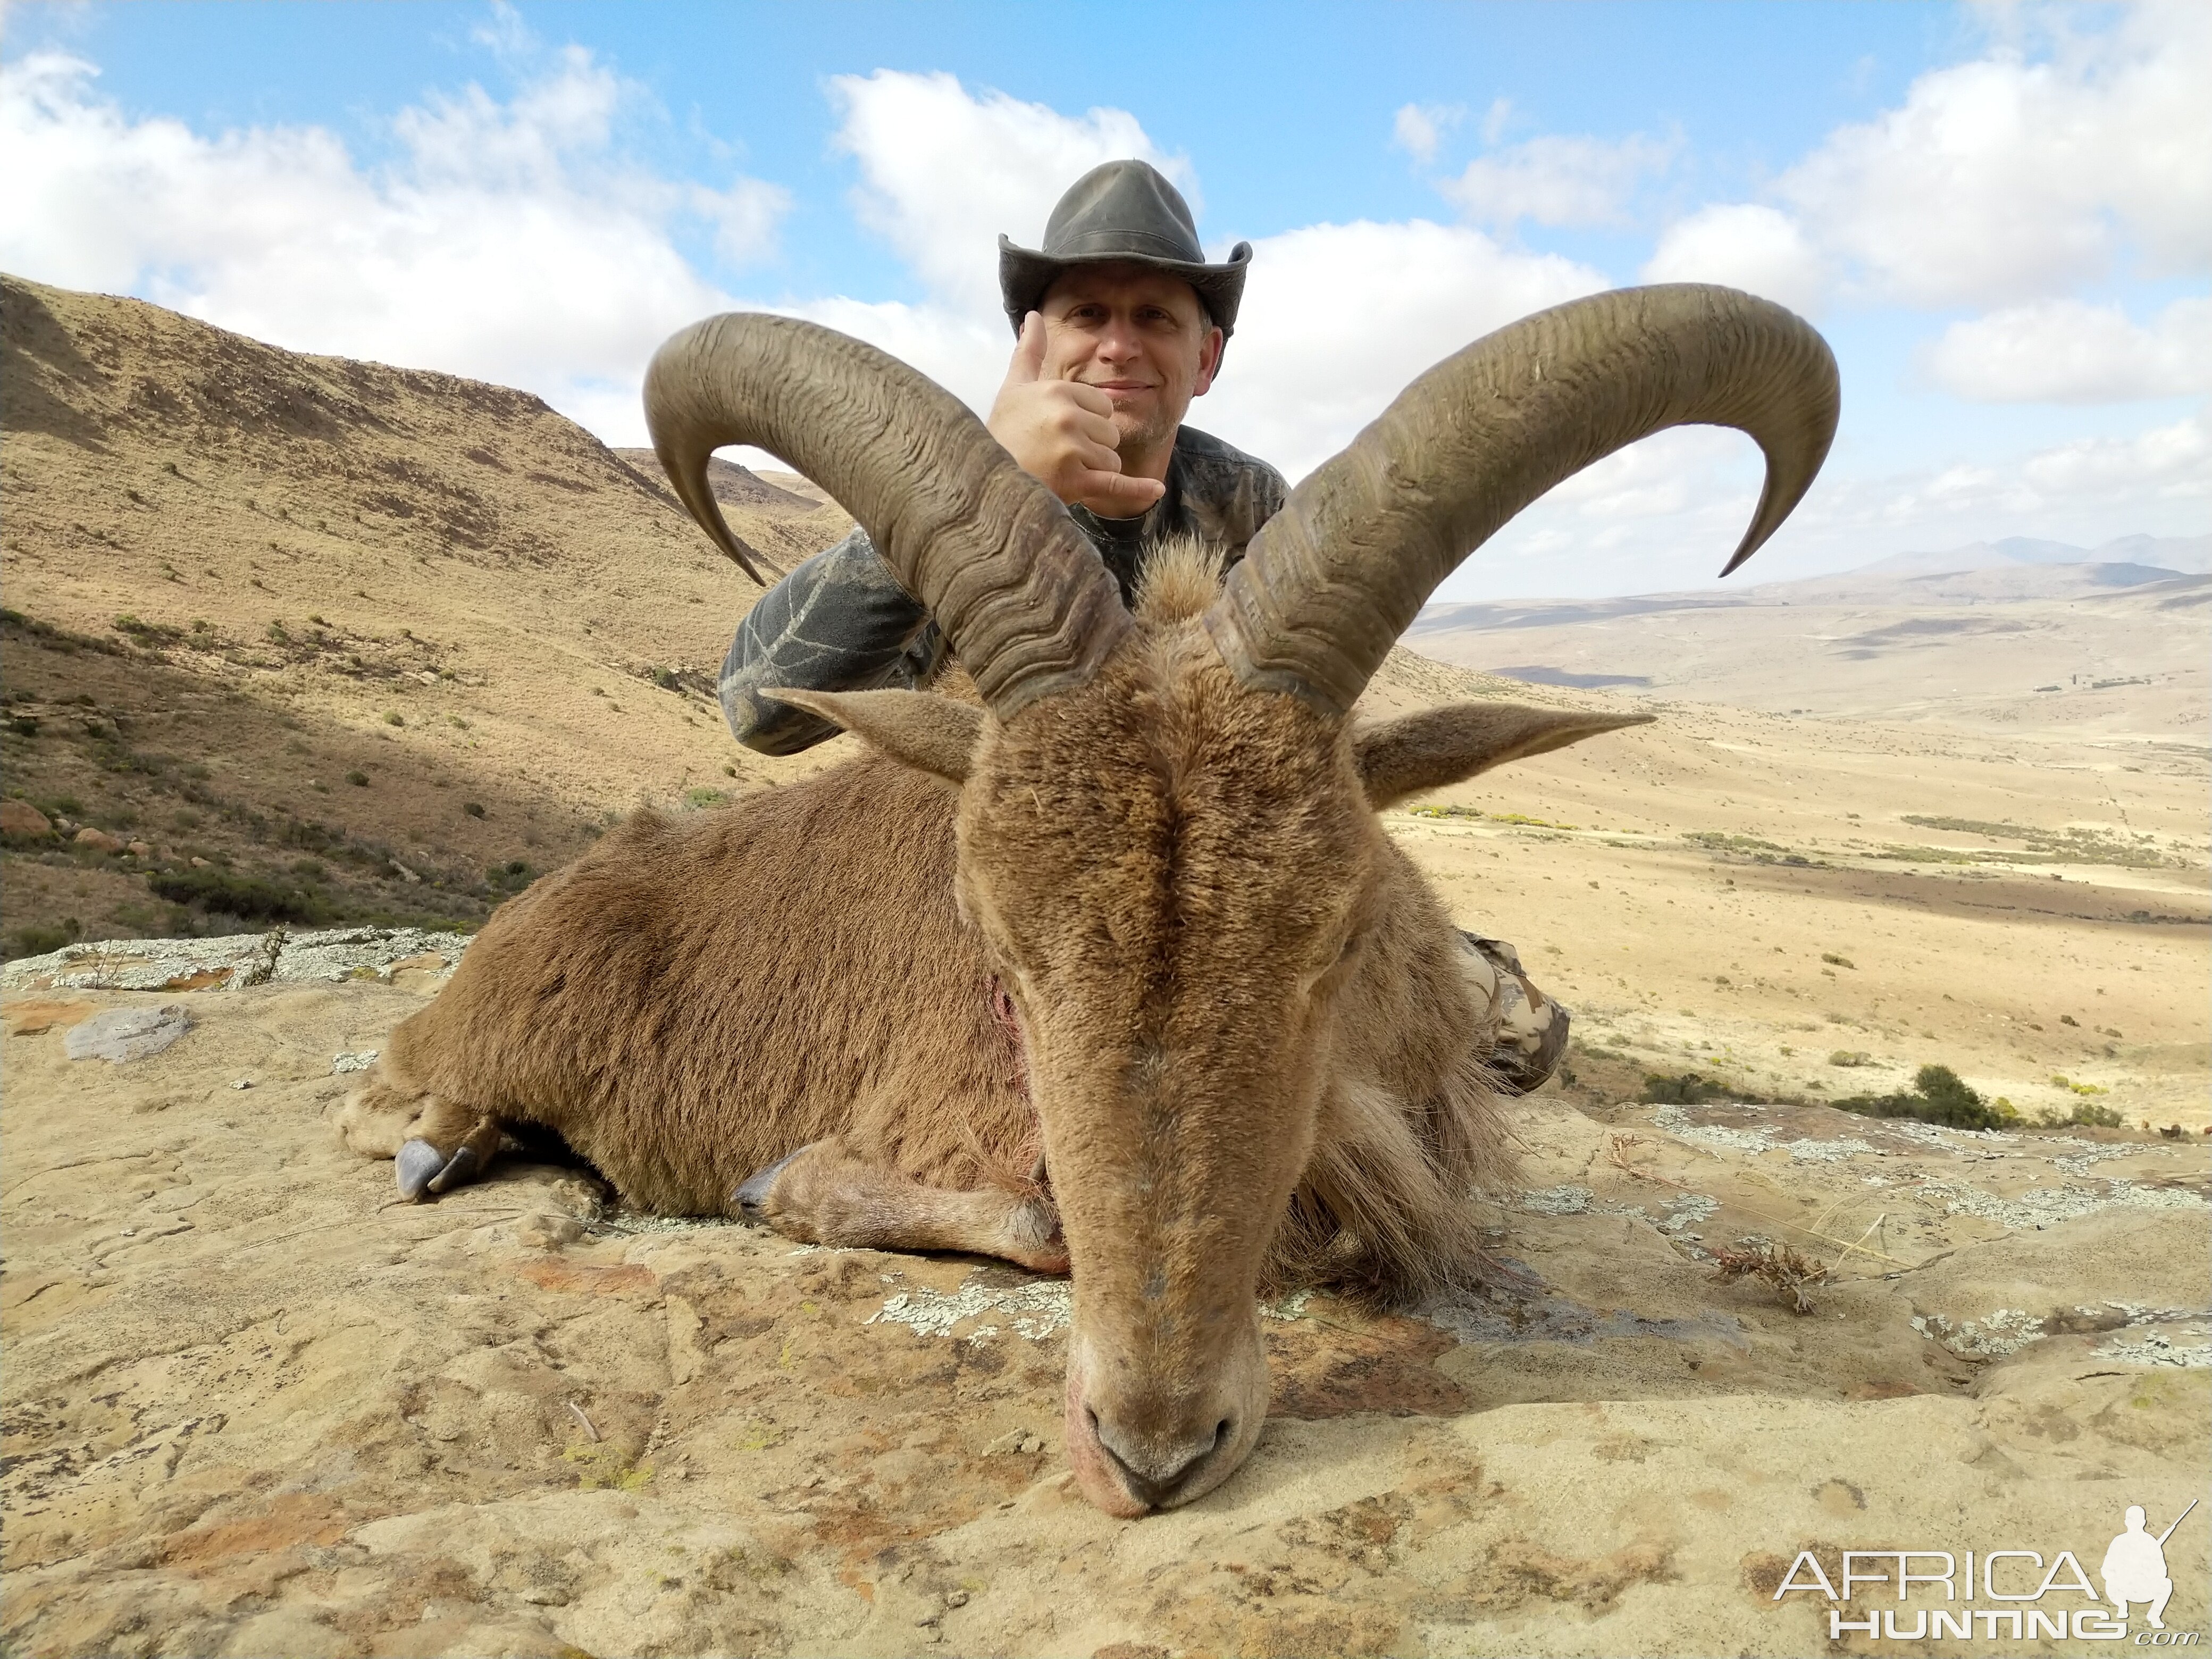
<box><xmin>718</xmin><ymin>425</ymin><xmax>1288</xmax><ymax>755</ymax></box>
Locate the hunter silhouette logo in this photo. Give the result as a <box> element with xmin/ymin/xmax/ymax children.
<box><xmin>1772</xmin><ymin>1498</ymin><xmax>2200</xmax><ymax>1644</ymax></box>
<box><xmin>2106</xmin><ymin>1501</ymin><xmax>2194</xmax><ymax>1632</ymax></box>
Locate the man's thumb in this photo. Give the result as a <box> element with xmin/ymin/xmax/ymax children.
<box><xmin>1092</xmin><ymin>471</ymin><xmax>1166</xmax><ymax>513</ymax></box>
<box><xmin>1007</xmin><ymin>312</ymin><xmax>1045</xmax><ymax>382</ymax></box>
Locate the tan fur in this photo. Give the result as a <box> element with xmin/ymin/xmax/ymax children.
<box><xmin>343</xmin><ymin>535</ymin><xmax>1638</xmax><ymax>1512</ymax></box>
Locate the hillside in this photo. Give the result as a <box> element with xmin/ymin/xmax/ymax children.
<box><xmin>0</xmin><ymin>273</ymin><xmax>856</xmax><ymax>951</ymax></box>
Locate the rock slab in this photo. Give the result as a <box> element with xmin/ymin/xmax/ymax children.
<box><xmin>2</xmin><ymin>978</ymin><xmax>2204</xmax><ymax>1658</ymax></box>
<box><xmin>60</xmin><ymin>1003</ymin><xmax>189</xmax><ymax>1062</ymax></box>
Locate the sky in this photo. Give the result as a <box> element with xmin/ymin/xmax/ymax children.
<box><xmin>3</xmin><ymin>0</ymin><xmax>2206</xmax><ymax>600</ymax></box>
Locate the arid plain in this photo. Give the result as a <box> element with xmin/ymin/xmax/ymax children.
<box><xmin>3</xmin><ymin>273</ymin><xmax>2206</xmax><ymax>1656</ymax></box>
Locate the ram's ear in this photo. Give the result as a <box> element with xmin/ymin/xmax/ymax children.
<box><xmin>1354</xmin><ymin>702</ymin><xmax>1653</xmax><ymax>811</ymax></box>
<box><xmin>761</xmin><ymin>688</ymin><xmax>983</xmax><ymax>784</ymax></box>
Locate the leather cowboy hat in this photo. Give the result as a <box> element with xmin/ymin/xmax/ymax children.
<box><xmin>998</xmin><ymin>160</ymin><xmax>1252</xmax><ymax>338</ymax></box>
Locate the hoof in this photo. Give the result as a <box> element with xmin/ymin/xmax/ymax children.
<box><xmin>396</xmin><ymin>1139</ymin><xmax>485</xmax><ymax>1202</ymax></box>
<box><xmin>733</xmin><ymin>1149</ymin><xmax>803</xmax><ymax>1221</ymax></box>
<box><xmin>396</xmin><ymin>1139</ymin><xmax>448</xmax><ymax>1202</ymax></box>
<box><xmin>427</xmin><ymin>1141</ymin><xmax>481</xmax><ymax>1195</ymax></box>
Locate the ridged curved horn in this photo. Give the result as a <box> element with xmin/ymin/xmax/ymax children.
<box><xmin>645</xmin><ymin>313</ymin><xmax>1131</xmax><ymax>718</ymax></box>
<box><xmin>1204</xmin><ymin>284</ymin><xmax>1839</xmax><ymax>717</ymax></box>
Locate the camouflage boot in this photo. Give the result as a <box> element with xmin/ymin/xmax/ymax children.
<box><xmin>1456</xmin><ymin>931</ymin><xmax>1571</xmax><ymax>1096</ymax></box>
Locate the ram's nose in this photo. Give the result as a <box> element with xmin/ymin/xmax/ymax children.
<box><xmin>1061</xmin><ymin>1324</ymin><xmax>1268</xmax><ymax>1517</ymax></box>
<box><xmin>1088</xmin><ymin>1409</ymin><xmax>1231</xmax><ymax>1509</ymax></box>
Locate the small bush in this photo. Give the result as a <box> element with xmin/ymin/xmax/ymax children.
<box><xmin>346</xmin><ymin>770</ymin><xmax>368</xmax><ymax>786</ymax></box>
<box><xmin>463</xmin><ymin>802</ymin><xmax>486</xmax><ymax>819</ymax></box>
<box><xmin>149</xmin><ymin>868</ymin><xmax>329</xmax><ymax>925</ymax></box>
<box><xmin>1821</xmin><ymin>952</ymin><xmax>1855</xmax><ymax>969</ymax></box>
<box><xmin>2037</xmin><ymin>1101</ymin><xmax>2125</xmax><ymax>1130</ymax></box>
<box><xmin>7</xmin><ymin>918</ymin><xmax>82</xmax><ymax>960</ymax></box>
<box><xmin>684</xmin><ymin>786</ymin><xmax>731</xmax><ymax>810</ymax></box>
<box><xmin>1834</xmin><ymin>1064</ymin><xmax>2013</xmax><ymax>1131</ymax></box>
<box><xmin>113</xmin><ymin>614</ymin><xmax>181</xmax><ymax>643</ymax></box>
<box><xmin>382</xmin><ymin>711</ymin><xmax>403</xmax><ymax>727</ymax></box>
<box><xmin>1643</xmin><ymin>1070</ymin><xmax>1759</xmax><ymax>1105</ymax></box>
<box><xmin>1829</xmin><ymin>1050</ymin><xmax>1872</xmax><ymax>1067</ymax></box>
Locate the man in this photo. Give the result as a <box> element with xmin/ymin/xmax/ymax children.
<box><xmin>717</xmin><ymin>160</ymin><xmax>1568</xmax><ymax>1095</ymax></box>
<box><xmin>718</xmin><ymin>160</ymin><xmax>1279</xmax><ymax>757</ymax></box>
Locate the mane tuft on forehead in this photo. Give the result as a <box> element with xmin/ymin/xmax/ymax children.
<box><xmin>1132</xmin><ymin>535</ymin><xmax>1230</xmax><ymax>623</ymax></box>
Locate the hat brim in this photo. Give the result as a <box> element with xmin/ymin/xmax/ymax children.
<box><xmin>998</xmin><ymin>236</ymin><xmax>1251</xmax><ymax>337</ymax></box>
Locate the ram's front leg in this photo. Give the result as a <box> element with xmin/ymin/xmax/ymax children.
<box><xmin>734</xmin><ymin>1138</ymin><xmax>1067</xmax><ymax>1274</ymax></box>
<box><xmin>338</xmin><ymin>1064</ymin><xmax>505</xmax><ymax>1201</ymax></box>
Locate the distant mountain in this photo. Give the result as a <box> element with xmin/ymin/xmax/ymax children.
<box><xmin>613</xmin><ymin>448</ymin><xmax>828</xmax><ymax>517</ymax></box>
<box><xmin>1855</xmin><ymin>534</ymin><xmax>2211</xmax><ymax>578</ymax></box>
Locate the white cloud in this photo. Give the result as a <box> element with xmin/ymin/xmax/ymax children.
<box><xmin>827</xmin><ymin>70</ymin><xmax>1185</xmax><ymax>319</ymax></box>
<box><xmin>1438</xmin><ymin>131</ymin><xmax>1677</xmax><ymax>230</ymax></box>
<box><xmin>1923</xmin><ymin>295</ymin><xmax>2212</xmax><ymax>403</ymax></box>
<box><xmin>1391</xmin><ymin>102</ymin><xmax>1463</xmax><ymax>166</ymax></box>
<box><xmin>1775</xmin><ymin>1</ymin><xmax>2212</xmax><ymax>308</ymax></box>
<box><xmin>1198</xmin><ymin>219</ymin><xmax>1606</xmax><ymax>479</ymax></box>
<box><xmin>1435</xmin><ymin>405</ymin><xmax>2212</xmax><ymax>601</ymax></box>
<box><xmin>1741</xmin><ymin>406</ymin><xmax>2212</xmax><ymax>574</ymax></box>
<box><xmin>1640</xmin><ymin>204</ymin><xmax>1828</xmax><ymax>316</ymax></box>
<box><xmin>2018</xmin><ymin>405</ymin><xmax>2209</xmax><ymax>502</ymax></box>
<box><xmin>0</xmin><ymin>46</ymin><xmax>787</xmax><ymax>444</ymax></box>
<box><xmin>777</xmin><ymin>295</ymin><xmax>1011</xmax><ymax>417</ymax></box>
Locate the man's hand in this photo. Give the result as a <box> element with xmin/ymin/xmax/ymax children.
<box><xmin>986</xmin><ymin>313</ymin><xmax>1167</xmax><ymax>517</ymax></box>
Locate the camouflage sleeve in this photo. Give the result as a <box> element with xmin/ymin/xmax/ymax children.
<box><xmin>717</xmin><ymin>526</ymin><xmax>943</xmax><ymax>756</ymax></box>
<box><xmin>1253</xmin><ymin>455</ymin><xmax>1289</xmax><ymax>534</ymax></box>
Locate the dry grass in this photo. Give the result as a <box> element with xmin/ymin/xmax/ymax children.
<box><xmin>1710</xmin><ymin>1238</ymin><xmax>1832</xmax><ymax>1315</ymax></box>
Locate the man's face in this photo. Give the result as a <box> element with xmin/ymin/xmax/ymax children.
<box><xmin>1037</xmin><ymin>262</ymin><xmax>1224</xmax><ymax>458</ymax></box>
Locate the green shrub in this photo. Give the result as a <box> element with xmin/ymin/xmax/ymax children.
<box><xmin>2037</xmin><ymin>1101</ymin><xmax>2125</xmax><ymax>1129</ymax></box>
<box><xmin>1835</xmin><ymin>1064</ymin><xmax>2012</xmax><ymax>1131</ymax></box>
<box><xmin>149</xmin><ymin>868</ymin><xmax>329</xmax><ymax>925</ymax></box>
<box><xmin>1643</xmin><ymin>1070</ymin><xmax>1759</xmax><ymax>1106</ymax></box>
<box><xmin>6</xmin><ymin>918</ymin><xmax>82</xmax><ymax>960</ymax></box>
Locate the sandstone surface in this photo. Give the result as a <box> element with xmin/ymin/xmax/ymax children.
<box><xmin>3</xmin><ymin>959</ymin><xmax>2203</xmax><ymax>1657</ymax></box>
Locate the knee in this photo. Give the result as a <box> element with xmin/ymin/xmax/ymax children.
<box><xmin>335</xmin><ymin>1070</ymin><xmax>421</xmax><ymax>1157</ymax></box>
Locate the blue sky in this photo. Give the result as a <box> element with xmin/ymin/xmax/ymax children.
<box><xmin>5</xmin><ymin>1</ymin><xmax>2206</xmax><ymax>599</ymax></box>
